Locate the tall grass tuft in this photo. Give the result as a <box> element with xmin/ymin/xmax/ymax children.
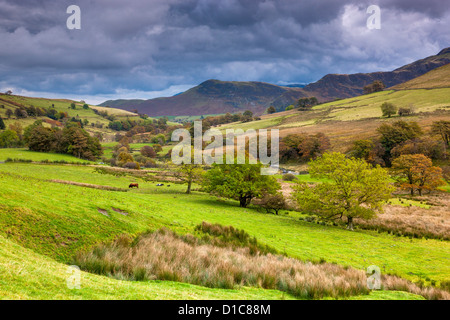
<box><xmin>72</xmin><ymin>225</ymin><xmax>450</xmax><ymax>300</ymax></box>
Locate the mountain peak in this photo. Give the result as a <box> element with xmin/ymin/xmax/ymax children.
<box><xmin>437</xmin><ymin>47</ymin><xmax>450</xmax><ymax>56</ymax></box>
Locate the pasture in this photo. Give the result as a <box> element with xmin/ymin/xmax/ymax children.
<box><xmin>0</xmin><ymin>162</ymin><xmax>449</xmax><ymax>292</ymax></box>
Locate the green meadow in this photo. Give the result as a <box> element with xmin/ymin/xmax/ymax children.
<box><xmin>0</xmin><ymin>162</ymin><xmax>449</xmax><ymax>292</ymax></box>
<box><xmin>0</xmin><ymin>148</ymin><xmax>94</xmax><ymax>164</ymax></box>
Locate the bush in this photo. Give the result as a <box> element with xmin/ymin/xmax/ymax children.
<box><xmin>123</xmin><ymin>162</ymin><xmax>140</xmax><ymax>170</ymax></box>
<box><xmin>398</xmin><ymin>107</ymin><xmax>414</xmax><ymax>116</ymax></box>
<box><xmin>144</xmin><ymin>159</ymin><xmax>157</xmax><ymax>168</ymax></box>
<box><xmin>381</xmin><ymin>102</ymin><xmax>398</xmax><ymax>118</ymax></box>
<box><xmin>282</xmin><ymin>173</ymin><xmax>297</xmax><ymax>181</ymax></box>
<box><xmin>140</xmin><ymin>145</ymin><xmax>157</xmax><ymax>158</ymax></box>
<box><xmin>257</xmin><ymin>193</ymin><xmax>286</xmax><ymax>215</ymax></box>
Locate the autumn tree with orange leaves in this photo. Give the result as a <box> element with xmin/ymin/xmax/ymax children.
<box><xmin>391</xmin><ymin>154</ymin><xmax>444</xmax><ymax>196</ymax></box>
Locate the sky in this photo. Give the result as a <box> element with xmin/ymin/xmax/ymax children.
<box><xmin>0</xmin><ymin>0</ymin><xmax>449</xmax><ymax>105</ymax></box>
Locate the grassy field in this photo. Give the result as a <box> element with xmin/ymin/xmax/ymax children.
<box><xmin>212</xmin><ymin>85</ymin><xmax>450</xmax><ymax>154</ymax></box>
<box><xmin>2</xmin><ymin>232</ymin><xmax>424</xmax><ymax>300</ymax></box>
<box><xmin>0</xmin><ymin>148</ymin><xmax>94</xmax><ymax>163</ymax></box>
<box><xmin>0</xmin><ymin>163</ymin><xmax>449</xmax><ymax>288</ymax></box>
<box><xmin>392</xmin><ymin>64</ymin><xmax>450</xmax><ymax>90</ymax></box>
<box><xmin>218</xmin><ymin>115</ymin><xmax>296</xmax><ymax>133</ymax></box>
<box><xmin>1</xmin><ymin>81</ymin><xmax>449</xmax><ymax>300</ymax></box>
<box><xmin>314</xmin><ymin>89</ymin><xmax>450</xmax><ymax>121</ymax></box>
<box><xmin>215</xmin><ymin>87</ymin><xmax>450</xmax><ymax>134</ymax></box>
<box><xmin>0</xmin><ymin>95</ymin><xmax>110</xmax><ymax>129</ymax></box>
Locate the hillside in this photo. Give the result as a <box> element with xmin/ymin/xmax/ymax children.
<box><xmin>100</xmin><ymin>48</ymin><xmax>450</xmax><ymax>117</ymax></box>
<box><xmin>391</xmin><ymin>63</ymin><xmax>450</xmax><ymax>90</ymax></box>
<box><xmin>0</xmin><ymin>94</ymin><xmax>144</xmax><ymax>142</ymax></box>
<box><xmin>1</xmin><ymin>70</ymin><xmax>449</xmax><ymax>300</ymax></box>
<box><xmin>216</xmin><ymin>66</ymin><xmax>450</xmax><ymax>165</ymax></box>
<box><xmin>303</xmin><ymin>47</ymin><xmax>450</xmax><ymax>100</ymax></box>
<box><xmin>0</xmin><ymin>159</ymin><xmax>447</xmax><ymax>299</ymax></box>
<box><xmin>101</xmin><ymin>80</ymin><xmax>307</xmax><ymax>117</ymax></box>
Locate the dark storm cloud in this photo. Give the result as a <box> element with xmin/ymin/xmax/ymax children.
<box><xmin>0</xmin><ymin>0</ymin><xmax>449</xmax><ymax>103</ymax></box>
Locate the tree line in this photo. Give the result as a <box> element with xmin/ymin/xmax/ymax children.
<box><xmin>0</xmin><ymin>119</ymin><xmax>102</xmax><ymax>160</ymax></box>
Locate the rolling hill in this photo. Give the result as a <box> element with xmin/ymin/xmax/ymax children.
<box><xmin>215</xmin><ymin>62</ymin><xmax>450</xmax><ymax>168</ymax></box>
<box><xmin>0</xmin><ymin>94</ymin><xmax>170</xmax><ymax>142</ymax></box>
<box><xmin>100</xmin><ymin>47</ymin><xmax>450</xmax><ymax>117</ymax></box>
<box><xmin>391</xmin><ymin>63</ymin><xmax>450</xmax><ymax>90</ymax></box>
<box><xmin>101</xmin><ymin>80</ymin><xmax>307</xmax><ymax>117</ymax></box>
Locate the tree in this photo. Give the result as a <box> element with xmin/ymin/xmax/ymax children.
<box><xmin>94</xmin><ymin>132</ymin><xmax>104</xmax><ymax>143</ymax></box>
<box><xmin>14</xmin><ymin>108</ymin><xmax>28</xmax><ymax>119</ymax></box>
<box><xmin>9</xmin><ymin>122</ymin><xmax>23</xmax><ymax>144</ymax></box>
<box><xmin>279</xmin><ymin>133</ymin><xmax>330</xmax><ymax>162</ymax></box>
<box><xmin>242</xmin><ymin>110</ymin><xmax>253</xmax><ymax>123</ymax></box>
<box><xmin>391</xmin><ymin>137</ymin><xmax>445</xmax><ymax>160</ymax></box>
<box><xmin>0</xmin><ymin>130</ymin><xmax>20</xmax><ymax>148</ymax></box>
<box><xmin>381</xmin><ymin>102</ymin><xmax>397</xmax><ymax>118</ymax></box>
<box><xmin>363</xmin><ymin>80</ymin><xmax>385</xmax><ymax>94</ymax></box>
<box><xmin>349</xmin><ymin>139</ymin><xmax>374</xmax><ymax>160</ymax></box>
<box><xmin>67</xmin><ymin>129</ymin><xmax>88</xmax><ymax>159</ymax></box>
<box><xmin>377</xmin><ymin>121</ymin><xmax>423</xmax><ymax>166</ymax></box>
<box><xmin>175</xmin><ymin>164</ymin><xmax>204</xmax><ymax>194</ymax></box>
<box><xmin>297</xmin><ymin>133</ymin><xmax>330</xmax><ymax>160</ymax></box>
<box><xmin>115</xmin><ymin>136</ymin><xmax>130</xmax><ymax>152</ymax></box>
<box><xmin>83</xmin><ymin>104</ymin><xmax>89</xmax><ymax>109</ymax></box>
<box><xmin>202</xmin><ymin>162</ymin><xmax>280</xmax><ymax>207</ymax></box>
<box><xmin>70</xmin><ymin>103</ymin><xmax>76</xmax><ymax>110</ymax></box>
<box><xmin>285</xmin><ymin>105</ymin><xmax>294</xmax><ymax>111</ymax></box>
<box><xmin>151</xmin><ymin>133</ymin><xmax>166</xmax><ymax>145</ymax></box>
<box><xmin>5</xmin><ymin>109</ymin><xmax>13</xmax><ymax>119</ymax></box>
<box><xmin>117</xmin><ymin>152</ymin><xmax>134</xmax><ymax>166</ymax></box>
<box><xmin>25</xmin><ymin>124</ymin><xmax>102</xmax><ymax>159</ymax></box>
<box><xmin>153</xmin><ymin>144</ymin><xmax>163</xmax><ymax>153</ymax></box>
<box><xmin>297</xmin><ymin>97</ymin><xmax>318</xmax><ymax>110</ymax></box>
<box><xmin>28</xmin><ymin>126</ymin><xmax>57</xmax><ymax>152</ymax></box>
<box><xmin>431</xmin><ymin>120</ymin><xmax>450</xmax><ymax>158</ymax></box>
<box><xmin>267</xmin><ymin>106</ymin><xmax>276</xmax><ymax>114</ymax></box>
<box><xmin>140</xmin><ymin>145</ymin><xmax>156</xmax><ymax>158</ymax></box>
<box><xmin>398</xmin><ymin>106</ymin><xmax>414</xmax><ymax>116</ymax></box>
<box><xmin>60</xmin><ymin>126</ymin><xmax>103</xmax><ymax>160</ymax></box>
<box><xmin>257</xmin><ymin>193</ymin><xmax>286</xmax><ymax>215</ymax></box>
<box><xmin>391</xmin><ymin>154</ymin><xmax>444</xmax><ymax>196</ymax></box>
<box><xmin>372</xmin><ymin>80</ymin><xmax>385</xmax><ymax>92</ymax></box>
<box><xmin>0</xmin><ymin>117</ymin><xmax>5</xmax><ymax>130</ymax></box>
<box><xmin>292</xmin><ymin>153</ymin><xmax>394</xmax><ymax>230</ymax></box>
<box><xmin>348</xmin><ymin>139</ymin><xmax>386</xmax><ymax>167</ymax></box>
<box><xmin>431</xmin><ymin>121</ymin><xmax>450</xmax><ymax>146</ymax></box>
<box><xmin>5</xmin><ymin>90</ymin><xmax>12</xmax><ymax>95</ymax></box>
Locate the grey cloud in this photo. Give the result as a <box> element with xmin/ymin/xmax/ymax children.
<box><xmin>0</xmin><ymin>0</ymin><xmax>449</xmax><ymax>101</ymax></box>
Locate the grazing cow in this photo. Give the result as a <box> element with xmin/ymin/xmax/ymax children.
<box><xmin>129</xmin><ymin>183</ymin><xmax>139</xmax><ymax>188</ymax></box>
<box><xmin>167</xmin><ymin>185</ymin><xmax>170</xmax><ymax>187</ymax></box>
<box><xmin>156</xmin><ymin>183</ymin><xmax>164</xmax><ymax>186</ymax></box>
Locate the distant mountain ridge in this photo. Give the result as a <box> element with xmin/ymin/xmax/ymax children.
<box><xmin>303</xmin><ymin>47</ymin><xmax>450</xmax><ymax>100</ymax></box>
<box><xmin>100</xmin><ymin>48</ymin><xmax>450</xmax><ymax>116</ymax></box>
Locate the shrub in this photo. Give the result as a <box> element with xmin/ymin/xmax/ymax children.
<box><xmin>140</xmin><ymin>145</ymin><xmax>157</xmax><ymax>158</ymax></box>
<box><xmin>123</xmin><ymin>162</ymin><xmax>140</xmax><ymax>170</ymax></box>
<box><xmin>257</xmin><ymin>193</ymin><xmax>287</xmax><ymax>215</ymax></box>
<box><xmin>144</xmin><ymin>159</ymin><xmax>157</xmax><ymax>168</ymax></box>
<box><xmin>398</xmin><ymin>107</ymin><xmax>414</xmax><ymax>116</ymax></box>
<box><xmin>381</xmin><ymin>102</ymin><xmax>398</xmax><ymax>118</ymax></box>
<box><xmin>282</xmin><ymin>173</ymin><xmax>297</xmax><ymax>181</ymax></box>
